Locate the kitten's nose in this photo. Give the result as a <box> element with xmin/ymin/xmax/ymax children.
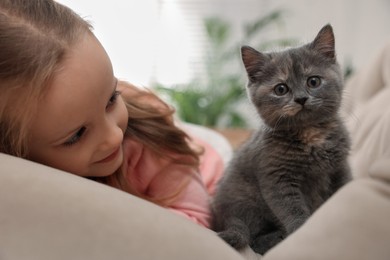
<box><xmin>295</xmin><ymin>97</ymin><xmax>308</xmax><ymax>105</ymax></box>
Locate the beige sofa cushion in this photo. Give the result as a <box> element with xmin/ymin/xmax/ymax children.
<box><xmin>0</xmin><ymin>153</ymin><xmax>243</xmax><ymax>260</ymax></box>
<box><xmin>342</xmin><ymin>42</ymin><xmax>390</xmax><ymax>178</ymax></box>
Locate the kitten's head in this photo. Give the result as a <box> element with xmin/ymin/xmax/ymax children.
<box><xmin>241</xmin><ymin>24</ymin><xmax>343</xmax><ymax>130</ymax></box>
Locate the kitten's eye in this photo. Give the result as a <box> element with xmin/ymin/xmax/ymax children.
<box><xmin>307</xmin><ymin>76</ymin><xmax>321</xmax><ymax>88</ymax></box>
<box><xmin>274</xmin><ymin>84</ymin><xmax>289</xmax><ymax>96</ymax></box>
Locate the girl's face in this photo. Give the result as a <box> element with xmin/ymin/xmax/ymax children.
<box><xmin>27</xmin><ymin>34</ymin><xmax>128</xmax><ymax>178</ymax></box>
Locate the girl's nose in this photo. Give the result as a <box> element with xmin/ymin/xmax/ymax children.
<box><xmin>99</xmin><ymin>120</ymin><xmax>124</xmax><ymax>151</ymax></box>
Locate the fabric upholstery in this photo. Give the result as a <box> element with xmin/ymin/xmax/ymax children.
<box><xmin>0</xmin><ymin>153</ymin><xmax>243</xmax><ymax>260</ymax></box>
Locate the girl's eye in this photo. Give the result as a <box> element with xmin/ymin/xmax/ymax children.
<box><xmin>307</xmin><ymin>76</ymin><xmax>321</xmax><ymax>88</ymax></box>
<box><xmin>63</xmin><ymin>127</ymin><xmax>86</xmax><ymax>146</ymax></box>
<box><xmin>274</xmin><ymin>84</ymin><xmax>289</xmax><ymax>96</ymax></box>
<box><xmin>107</xmin><ymin>90</ymin><xmax>121</xmax><ymax>109</ymax></box>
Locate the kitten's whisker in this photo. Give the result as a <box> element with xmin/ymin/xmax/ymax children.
<box><xmin>274</xmin><ymin>113</ymin><xmax>285</xmax><ymax>133</ymax></box>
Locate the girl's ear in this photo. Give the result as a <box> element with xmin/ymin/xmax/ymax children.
<box><xmin>241</xmin><ymin>46</ymin><xmax>267</xmax><ymax>82</ymax></box>
<box><xmin>310</xmin><ymin>24</ymin><xmax>336</xmax><ymax>60</ymax></box>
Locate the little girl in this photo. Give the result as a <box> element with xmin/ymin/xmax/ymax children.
<box><xmin>0</xmin><ymin>0</ymin><xmax>224</xmax><ymax>228</ymax></box>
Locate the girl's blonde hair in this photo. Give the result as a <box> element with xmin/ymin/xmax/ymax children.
<box><xmin>0</xmin><ymin>0</ymin><xmax>91</xmax><ymax>157</ymax></box>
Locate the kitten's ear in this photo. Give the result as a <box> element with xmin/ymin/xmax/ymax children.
<box><xmin>241</xmin><ymin>46</ymin><xmax>266</xmax><ymax>81</ymax></box>
<box><xmin>311</xmin><ymin>24</ymin><xmax>336</xmax><ymax>60</ymax></box>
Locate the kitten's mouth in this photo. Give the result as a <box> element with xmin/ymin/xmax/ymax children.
<box><xmin>283</xmin><ymin>106</ymin><xmax>303</xmax><ymax>117</ymax></box>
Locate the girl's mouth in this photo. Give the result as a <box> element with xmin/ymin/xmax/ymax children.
<box><xmin>96</xmin><ymin>148</ymin><xmax>120</xmax><ymax>163</ymax></box>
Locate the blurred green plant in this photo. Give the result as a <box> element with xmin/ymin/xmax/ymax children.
<box><xmin>154</xmin><ymin>10</ymin><xmax>295</xmax><ymax>128</ymax></box>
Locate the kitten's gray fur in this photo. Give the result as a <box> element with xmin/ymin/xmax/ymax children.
<box><xmin>211</xmin><ymin>24</ymin><xmax>351</xmax><ymax>255</ymax></box>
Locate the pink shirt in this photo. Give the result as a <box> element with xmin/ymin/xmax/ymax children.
<box><xmin>119</xmin><ymin>136</ymin><xmax>224</xmax><ymax>228</ymax></box>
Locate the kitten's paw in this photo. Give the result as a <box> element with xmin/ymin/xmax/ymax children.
<box><xmin>251</xmin><ymin>231</ymin><xmax>284</xmax><ymax>255</ymax></box>
<box><xmin>218</xmin><ymin>230</ymin><xmax>249</xmax><ymax>250</ymax></box>
<box><xmin>286</xmin><ymin>217</ymin><xmax>307</xmax><ymax>234</ymax></box>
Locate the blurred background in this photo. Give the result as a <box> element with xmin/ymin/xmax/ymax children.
<box><xmin>57</xmin><ymin>0</ymin><xmax>390</xmax><ymax>128</ymax></box>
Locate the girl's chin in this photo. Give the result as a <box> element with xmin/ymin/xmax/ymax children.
<box><xmin>106</xmin><ymin>149</ymin><xmax>124</xmax><ymax>175</ymax></box>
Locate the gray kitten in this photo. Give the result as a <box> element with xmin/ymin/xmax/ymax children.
<box><xmin>211</xmin><ymin>24</ymin><xmax>351</xmax><ymax>255</ymax></box>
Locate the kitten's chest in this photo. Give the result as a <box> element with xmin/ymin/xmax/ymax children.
<box><xmin>299</xmin><ymin>127</ymin><xmax>328</xmax><ymax>147</ymax></box>
<box><xmin>264</xmin><ymin>125</ymin><xmax>339</xmax><ymax>158</ymax></box>
<box><xmin>260</xmin><ymin>129</ymin><xmax>341</xmax><ymax>203</ymax></box>
<box><xmin>263</xmin><ymin>135</ymin><xmax>336</xmax><ymax>173</ymax></box>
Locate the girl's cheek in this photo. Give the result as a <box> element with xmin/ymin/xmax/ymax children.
<box><xmin>119</xmin><ymin>99</ymin><xmax>128</xmax><ymax>134</ymax></box>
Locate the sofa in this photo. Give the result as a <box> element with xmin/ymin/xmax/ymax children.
<box><xmin>1</xmin><ymin>42</ymin><xmax>390</xmax><ymax>260</ymax></box>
